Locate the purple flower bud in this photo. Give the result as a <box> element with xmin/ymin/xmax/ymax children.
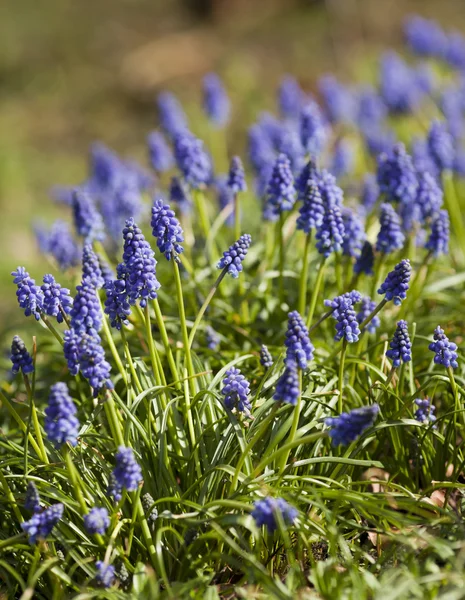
<box><xmin>221</xmin><ymin>367</ymin><xmax>251</xmax><ymax>414</ymax></box>
<box><xmin>11</xmin><ymin>335</ymin><xmax>34</xmax><ymax>375</ymax></box>
<box><xmin>44</xmin><ymin>382</ymin><xmax>79</xmax><ymax>448</ymax></box>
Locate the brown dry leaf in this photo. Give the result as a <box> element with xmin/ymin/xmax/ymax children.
<box><xmin>362</xmin><ymin>467</ymin><xmax>390</xmax><ymax>493</ymax></box>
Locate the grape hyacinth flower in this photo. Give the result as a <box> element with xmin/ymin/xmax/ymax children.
<box><xmin>427</xmin><ymin>120</ymin><xmax>455</xmax><ymax>172</ymax></box>
<box><xmin>377</xmin><ymin>143</ymin><xmax>418</xmax><ymax>205</ymax></box>
<box><xmin>25</xmin><ymin>482</ymin><xmax>41</xmax><ymax>513</ymax></box>
<box><xmin>35</xmin><ymin>220</ymin><xmax>81</xmax><ymax>271</ymax></box>
<box><xmin>379</xmin><ymin>52</ymin><xmax>423</xmax><ymax>114</ymax></box>
<box><xmin>11</xmin><ymin>335</ymin><xmax>34</xmax><ymax>375</ymax></box>
<box><xmin>326</xmin><ymin>294</ymin><xmax>361</xmax><ymax>343</ymax></box>
<box><xmin>12</xmin><ymin>267</ymin><xmax>44</xmax><ymax>321</ymax></box>
<box><xmin>227</xmin><ymin>156</ymin><xmax>247</xmax><ymax>195</ymax></box>
<box><xmin>297</xmin><ymin>180</ymin><xmax>325</xmax><ymax>233</ymax></box>
<box><xmin>362</xmin><ymin>125</ymin><xmax>395</xmax><ymax>157</ymax></box>
<box><xmin>361</xmin><ymin>174</ymin><xmax>379</xmax><ymax>214</ymax></box>
<box><xmin>284</xmin><ymin>311</ymin><xmax>314</xmax><ymax>369</ymax></box>
<box><xmin>217</xmin><ymin>234</ymin><xmax>252</xmax><ymax>278</ymax></box>
<box><xmin>112</xmin><ymin>446</ymin><xmax>143</xmax><ymax>494</ymax></box>
<box><xmin>354</xmin><ymin>241</ymin><xmax>375</xmax><ymax>276</ymax></box>
<box><xmin>107</xmin><ymin>473</ymin><xmax>122</xmax><ymax>503</ymax></box>
<box><xmin>142</xmin><ymin>492</ymin><xmax>158</xmax><ymax>523</ymax></box>
<box><xmin>315</xmin><ymin>203</ymin><xmax>345</xmax><ymax>257</ymax></box>
<box><xmin>63</xmin><ymin>329</ymin><xmax>80</xmax><ymax>376</ymax></box>
<box><xmin>77</xmin><ymin>332</ymin><xmax>113</xmax><ymax>396</ymax></box>
<box><xmin>319</xmin><ymin>75</ymin><xmax>355</xmax><ymax>124</ymax></box>
<box><xmin>44</xmin><ymin>382</ymin><xmax>80</xmax><ymax>448</ymax></box>
<box><xmin>41</xmin><ymin>274</ymin><xmax>73</xmax><ymax>323</ymax></box>
<box><xmin>277</xmin><ymin>125</ymin><xmax>305</xmax><ymax>173</ymax></box>
<box><xmin>170</xmin><ymin>176</ymin><xmax>192</xmax><ymax>213</ymax></box>
<box><xmin>70</xmin><ymin>278</ymin><xmax>102</xmax><ymax>334</ymax></box>
<box><xmin>202</xmin><ymin>73</ymin><xmax>230</xmax><ymax>127</ymax></box>
<box><xmin>173</xmin><ymin>130</ymin><xmax>212</xmax><ymax>189</ymax></box>
<box><xmin>151</xmin><ymin>199</ymin><xmax>184</xmax><ymax>261</ymax></box>
<box><xmin>296</xmin><ymin>158</ymin><xmax>319</xmax><ymax>200</ymax></box>
<box><xmin>264</xmin><ymin>153</ymin><xmax>296</xmax><ymax>221</ymax></box>
<box><xmin>157</xmin><ymin>91</ymin><xmax>188</xmax><ymax>139</ymax></box>
<box><xmin>84</xmin><ymin>507</ymin><xmax>110</xmax><ymax>535</ymax></box>
<box><xmin>104</xmin><ymin>279</ymin><xmax>131</xmax><ymax>330</ymax></box>
<box><xmin>221</xmin><ymin>367</ymin><xmax>251</xmax><ymax>414</ymax></box>
<box><xmin>82</xmin><ymin>245</ymin><xmax>104</xmax><ymax>289</ymax></box>
<box><xmin>274</xmin><ymin>361</ymin><xmax>300</xmax><ymax>406</ymax></box>
<box><xmin>260</xmin><ymin>344</ymin><xmax>273</xmax><ymax>368</ymax></box>
<box><xmin>411</xmin><ymin>137</ymin><xmax>440</xmax><ymax>180</ymax></box>
<box><xmin>414</xmin><ymin>398</ymin><xmax>437</xmax><ymax>425</ymax></box>
<box><xmin>356</xmin><ymin>298</ymin><xmax>380</xmax><ymax>334</ymax></box>
<box><xmin>95</xmin><ymin>561</ymin><xmax>115</xmax><ymax>588</ymax></box>
<box><xmin>299</xmin><ymin>101</ymin><xmax>328</xmax><ymax>155</ymax></box>
<box><xmin>72</xmin><ymin>190</ymin><xmax>105</xmax><ymax>242</ymax></box>
<box><xmin>376</xmin><ymin>203</ymin><xmax>405</xmax><ymax>254</ymax></box>
<box><xmin>429</xmin><ymin>326</ymin><xmax>458</xmax><ymax>369</ymax></box>
<box><xmin>147</xmin><ymin>131</ymin><xmax>174</xmax><ymax>172</ymax></box>
<box><xmin>342</xmin><ymin>208</ymin><xmax>365</xmax><ymax>258</ymax></box>
<box><xmin>385</xmin><ymin>320</ymin><xmax>412</xmax><ymax>367</ymax></box>
<box><xmin>206</xmin><ymin>326</ymin><xmax>220</xmax><ymax>350</ymax></box>
<box><xmin>404</xmin><ymin>16</ymin><xmax>446</xmax><ymax>57</ymax></box>
<box><xmin>120</xmin><ymin>218</ymin><xmax>161</xmax><ymax>307</ymax></box>
<box><xmin>326</xmin><ymin>404</ymin><xmax>379</xmax><ymax>446</ymax></box>
<box><xmin>356</xmin><ymin>86</ymin><xmax>387</xmax><ymax>130</ymax></box>
<box><xmin>251</xmin><ymin>497</ymin><xmax>298</xmax><ymax>532</ymax></box>
<box><xmin>378</xmin><ymin>259</ymin><xmax>411</xmax><ymax>305</ymax></box>
<box><xmin>414</xmin><ymin>171</ymin><xmax>443</xmax><ymax>223</ymax></box>
<box><xmin>278</xmin><ymin>75</ymin><xmax>303</xmax><ymax>119</ymax></box>
<box><xmin>446</xmin><ymin>32</ymin><xmax>465</xmax><ymax>70</ymax></box>
<box><xmin>425</xmin><ymin>209</ymin><xmax>450</xmax><ymax>256</ymax></box>
<box><xmin>248</xmin><ymin>123</ymin><xmax>276</xmax><ymax>175</ymax></box>
<box><xmin>331</xmin><ymin>138</ymin><xmax>355</xmax><ymax>178</ymax></box>
<box><xmin>21</xmin><ymin>503</ymin><xmax>64</xmax><ymax>544</ymax></box>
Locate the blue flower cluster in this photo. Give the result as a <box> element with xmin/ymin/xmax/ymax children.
<box><xmin>376</xmin><ymin>203</ymin><xmax>405</xmax><ymax>254</ymax></box>
<box><xmin>174</xmin><ymin>131</ymin><xmax>212</xmax><ymax>189</ymax></box>
<box><xmin>426</xmin><ymin>210</ymin><xmax>450</xmax><ymax>256</ymax></box>
<box><xmin>206</xmin><ymin>326</ymin><xmax>220</xmax><ymax>350</ymax></box>
<box><xmin>274</xmin><ymin>361</ymin><xmax>300</xmax><ymax>406</ymax></box>
<box><xmin>414</xmin><ymin>398</ymin><xmax>437</xmax><ymax>425</ymax></box>
<box><xmin>217</xmin><ymin>234</ymin><xmax>252</xmax><ymax>278</ymax></box>
<box><xmin>260</xmin><ymin>344</ymin><xmax>273</xmax><ymax>368</ymax></box>
<box><xmin>151</xmin><ymin>199</ymin><xmax>184</xmax><ymax>261</ymax></box>
<box><xmin>227</xmin><ymin>156</ymin><xmax>247</xmax><ymax>195</ymax></box>
<box><xmin>44</xmin><ymin>382</ymin><xmax>80</xmax><ymax>448</ymax></box>
<box><xmin>377</xmin><ymin>143</ymin><xmax>418</xmax><ymax>205</ymax></box>
<box><xmin>10</xmin><ymin>335</ymin><xmax>34</xmax><ymax>375</ymax></box>
<box><xmin>378</xmin><ymin>259</ymin><xmax>411</xmax><ymax>305</ymax></box>
<box><xmin>385</xmin><ymin>320</ymin><xmax>412</xmax><ymax>368</ymax></box>
<box><xmin>203</xmin><ymin>73</ymin><xmax>230</xmax><ymax>127</ymax></box>
<box><xmin>325</xmin><ymin>291</ymin><xmax>362</xmax><ymax>343</ymax></box>
<box><xmin>284</xmin><ymin>311</ymin><xmax>314</xmax><ymax>369</ymax></box>
<box><xmin>21</xmin><ymin>503</ymin><xmax>64</xmax><ymax>544</ymax></box>
<box><xmin>221</xmin><ymin>367</ymin><xmax>251</xmax><ymax>414</ymax></box>
<box><xmin>354</xmin><ymin>241</ymin><xmax>375</xmax><ymax>276</ymax></box>
<box><xmin>147</xmin><ymin>131</ymin><xmax>174</xmax><ymax>172</ymax></box>
<box><xmin>12</xmin><ymin>267</ymin><xmax>44</xmax><ymax>321</ymax></box>
<box><xmin>264</xmin><ymin>154</ymin><xmax>296</xmax><ymax>221</ymax></box>
<box><xmin>251</xmin><ymin>497</ymin><xmax>298</xmax><ymax>532</ymax></box>
<box><xmin>110</xmin><ymin>446</ymin><xmax>143</xmax><ymax>501</ymax></box>
<box><xmin>24</xmin><ymin>481</ymin><xmax>41</xmax><ymax>513</ymax></box>
<box><xmin>84</xmin><ymin>507</ymin><xmax>110</xmax><ymax>535</ymax></box>
<box><xmin>326</xmin><ymin>404</ymin><xmax>379</xmax><ymax>446</ymax></box>
<box><xmin>35</xmin><ymin>220</ymin><xmax>81</xmax><ymax>271</ymax></box>
<box><xmin>95</xmin><ymin>561</ymin><xmax>115</xmax><ymax>588</ymax></box>
<box><xmin>429</xmin><ymin>326</ymin><xmax>458</xmax><ymax>369</ymax></box>
<box><xmin>41</xmin><ymin>274</ymin><xmax>73</xmax><ymax>323</ymax></box>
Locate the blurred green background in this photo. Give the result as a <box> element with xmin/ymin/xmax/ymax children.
<box><xmin>1</xmin><ymin>0</ymin><xmax>464</xmax><ymax>332</ymax></box>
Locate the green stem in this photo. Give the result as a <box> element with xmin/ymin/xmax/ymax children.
<box><xmin>278</xmin><ymin>214</ymin><xmax>285</xmax><ymax>305</ymax></box>
<box><xmin>152</xmin><ymin>299</ymin><xmax>180</xmax><ymax>386</ymax></box>
<box><xmin>173</xmin><ymin>260</ymin><xmax>196</xmax><ymax>396</ymax></box>
<box><xmin>63</xmin><ymin>445</ymin><xmax>88</xmax><ymax>515</ymax></box>
<box><xmin>447</xmin><ymin>366</ymin><xmax>463</xmax><ymax>428</ymax></box>
<box><xmin>142</xmin><ymin>304</ymin><xmax>163</xmax><ymax>388</ymax></box>
<box><xmin>298</xmin><ymin>233</ymin><xmax>312</xmax><ymax>316</ymax></box>
<box><xmin>334</xmin><ymin>252</ymin><xmax>343</xmax><ymax>294</ymax></box>
<box><xmin>371</xmin><ymin>254</ymin><xmax>386</xmax><ymax>298</ymax></box>
<box><xmin>120</xmin><ymin>327</ymin><xmax>144</xmax><ymax>396</ymax></box>
<box><xmin>229</xmin><ymin>404</ymin><xmax>279</xmax><ymax>493</ymax></box>
<box><xmin>234</xmin><ymin>193</ymin><xmax>241</xmax><ymax>243</ymax></box>
<box><xmin>98</xmin><ymin>296</ymin><xmax>128</xmax><ymax>386</ymax></box>
<box><xmin>40</xmin><ymin>316</ymin><xmax>63</xmax><ymax>346</ymax></box>
<box><xmin>188</xmin><ymin>269</ymin><xmax>227</xmax><ymax>348</ymax></box>
<box><xmin>359</xmin><ymin>298</ymin><xmax>388</xmax><ymax>332</ymax></box>
<box><xmin>0</xmin><ymin>392</ymin><xmax>43</xmax><ymax>458</ymax></box>
<box><xmin>0</xmin><ymin>469</ymin><xmax>23</xmax><ymax>523</ymax></box>
<box><xmin>24</xmin><ymin>375</ymin><xmax>48</xmax><ymax>464</ymax></box>
<box><xmin>338</xmin><ymin>340</ymin><xmax>347</xmax><ymax>414</ymax></box>
<box><xmin>278</xmin><ymin>370</ymin><xmax>303</xmax><ymax>473</ymax></box>
<box><xmin>306</xmin><ymin>257</ymin><xmax>326</xmax><ymax>329</ymax></box>
<box><xmin>193</xmin><ymin>188</ymin><xmax>211</xmax><ymax>241</ymax></box>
